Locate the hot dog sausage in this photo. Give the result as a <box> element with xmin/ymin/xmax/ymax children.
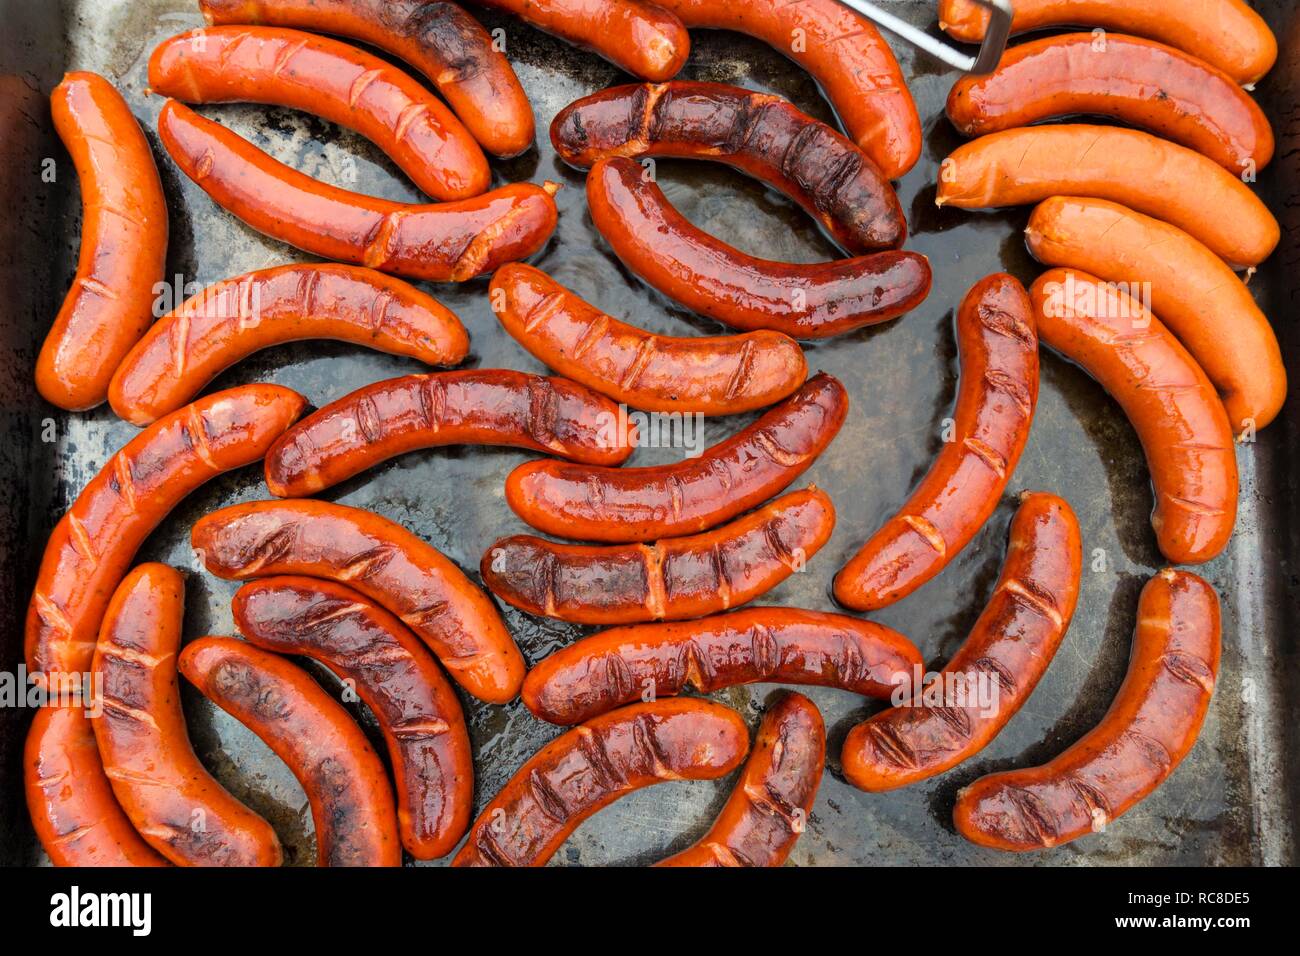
<box><xmin>656</xmin><ymin>0</ymin><xmax>921</xmax><ymax>179</ymax></box>
<box><xmin>150</xmin><ymin>26</ymin><xmax>489</xmax><ymax>200</ymax></box>
<box><xmin>936</xmin><ymin>125</ymin><xmax>1279</xmax><ymax>268</ymax></box>
<box><xmin>109</xmin><ymin>264</ymin><xmax>469</xmax><ymax>426</ymax></box>
<box><xmin>482</xmin><ymin>486</ymin><xmax>835</xmax><ymax>625</ymax></box>
<box><xmin>233</xmin><ymin>576</ymin><xmax>473</xmax><ymax>859</ymax></box>
<box><xmin>655</xmin><ymin>692</ymin><xmax>823</xmax><ymax>867</ymax></box>
<box><xmin>550</xmin><ymin>82</ymin><xmax>906</xmax><ymax>254</ymax></box>
<box><xmin>1025</xmin><ymin>196</ymin><xmax>1285</xmax><ymax>434</ymax></box>
<box><xmin>190</xmin><ymin>499</ymin><xmax>523</xmax><ymax>704</ymax></box>
<box><xmin>452</xmin><ymin>698</ymin><xmax>749</xmax><ymax>866</ymax></box>
<box><xmin>834</xmin><ymin>274</ymin><xmax>1038</xmax><ymax>612</ymax></box>
<box><xmin>954</xmin><ymin>568</ymin><xmax>1220</xmax><ymax>851</ymax></box>
<box><xmin>521</xmin><ymin>606</ymin><xmax>923</xmax><ymax>725</ymax></box>
<box><xmin>489</xmin><ymin>263</ymin><xmax>807</xmax><ymax>415</ymax></box>
<box><xmin>263</xmin><ymin>368</ymin><xmax>636</xmax><ymax>497</ymax></box>
<box><xmin>841</xmin><ymin>492</ymin><xmax>1083</xmax><ymax>793</ymax></box>
<box><xmin>946</xmin><ymin>33</ymin><xmax>1274</xmax><ymax>174</ymax></box>
<box><xmin>179</xmin><ymin>636</ymin><xmax>401</xmax><ymax>866</ymax></box>
<box><xmin>937</xmin><ymin>0</ymin><xmax>1277</xmax><ymax>86</ymax></box>
<box><xmin>198</xmin><ymin>0</ymin><xmax>534</xmax><ymax>157</ymax></box>
<box><xmin>41</xmin><ymin>72</ymin><xmax>167</xmax><ymax>411</ymax></box>
<box><xmin>1031</xmin><ymin>269</ymin><xmax>1238</xmax><ymax>564</ymax></box>
<box><xmin>157</xmin><ymin>100</ymin><xmax>558</xmax><ymax>282</ymax></box>
<box><xmin>91</xmin><ymin>564</ymin><xmax>282</xmax><ymax>866</ymax></box>
<box><xmin>505</xmin><ymin>371</ymin><xmax>847</xmax><ymax>542</ymax></box>
<box><xmin>25</xmin><ymin>706</ymin><xmax>169</xmax><ymax>867</ymax></box>
<box><xmin>25</xmin><ymin>384</ymin><xmax>306</xmax><ymax>693</ymax></box>
<box><xmin>588</xmin><ymin>158</ymin><xmax>930</xmax><ymax>339</ymax></box>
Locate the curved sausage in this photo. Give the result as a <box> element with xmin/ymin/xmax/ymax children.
<box><xmin>588</xmin><ymin>158</ymin><xmax>930</xmax><ymax>340</ymax></box>
<box><xmin>841</xmin><ymin>492</ymin><xmax>1083</xmax><ymax>793</ymax></box>
<box><xmin>505</xmin><ymin>371</ymin><xmax>847</xmax><ymax>542</ymax></box>
<box><xmin>483</xmin><ymin>487</ymin><xmax>835</xmax><ymax>625</ymax></box>
<box><xmin>655</xmin><ymin>692</ymin><xmax>824</xmax><ymax>867</ymax></box>
<box><xmin>41</xmin><ymin>72</ymin><xmax>167</xmax><ymax>411</ymax></box>
<box><xmin>1025</xmin><ymin>196</ymin><xmax>1285</xmax><ymax>434</ymax></box>
<box><xmin>264</xmin><ymin>368</ymin><xmax>637</xmax><ymax>497</ymax></box>
<box><xmin>190</xmin><ymin>499</ymin><xmax>523</xmax><ymax>704</ymax></box>
<box><xmin>550</xmin><ymin>82</ymin><xmax>906</xmax><ymax>254</ymax></box>
<box><xmin>91</xmin><ymin>564</ymin><xmax>282</xmax><ymax>867</ymax></box>
<box><xmin>522</xmin><ymin>606</ymin><xmax>923</xmax><ymax>725</ymax></box>
<box><xmin>936</xmin><ymin>125</ymin><xmax>1279</xmax><ymax>268</ymax></box>
<box><xmin>954</xmin><ymin>568</ymin><xmax>1220</xmax><ymax>851</ymax></box>
<box><xmin>109</xmin><ymin>264</ymin><xmax>469</xmax><ymax>426</ymax></box>
<box><xmin>179</xmin><ymin>636</ymin><xmax>401</xmax><ymax>866</ymax></box>
<box><xmin>937</xmin><ymin>0</ymin><xmax>1277</xmax><ymax>86</ymax></box>
<box><xmin>25</xmin><ymin>384</ymin><xmax>306</xmax><ymax>692</ymax></box>
<box><xmin>157</xmin><ymin>100</ymin><xmax>558</xmax><ymax>282</ymax></box>
<box><xmin>452</xmin><ymin>698</ymin><xmax>749</xmax><ymax>866</ymax></box>
<box><xmin>25</xmin><ymin>706</ymin><xmax>169</xmax><ymax>867</ymax></box>
<box><xmin>656</xmin><ymin>0</ymin><xmax>921</xmax><ymax>179</ymax></box>
<box><xmin>150</xmin><ymin>27</ymin><xmax>489</xmax><ymax>201</ymax></box>
<box><xmin>233</xmin><ymin>576</ymin><xmax>473</xmax><ymax>860</ymax></box>
<box><xmin>1031</xmin><ymin>269</ymin><xmax>1238</xmax><ymax>564</ymax></box>
<box><xmin>489</xmin><ymin>263</ymin><xmax>807</xmax><ymax>415</ymax></box>
<box><xmin>198</xmin><ymin>0</ymin><xmax>534</xmax><ymax>157</ymax></box>
<box><xmin>834</xmin><ymin>274</ymin><xmax>1038</xmax><ymax>612</ymax></box>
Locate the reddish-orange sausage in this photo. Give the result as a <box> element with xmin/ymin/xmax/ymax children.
<box><xmin>490</xmin><ymin>263</ymin><xmax>807</xmax><ymax>415</ymax></box>
<box><xmin>157</xmin><ymin>100</ymin><xmax>558</xmax><ymax>282</ymax></box>
<box><xmin>937</xmin><ymin>0</ymin><xmax>1277</xmax><ymax>86</ymax></box>
<box><xmin>946</xmin><ymin>34</ymin><xmax>1274</xmax><ymax>174</ymax></box>
<box><xmin>264</xmin><ymin>368</ymin><xmax>637</xmax><ymax>497</ymax></box>
<box><xmin>41</xmin><ymin>72</ymin><xmax>167</xmax><ymax>411</ymax></box>
<box><xmin>522</xmin><ymin>607</ymin><xmax>923</xmax><ymax>725</ymax></box>
<box><xmin>191</xmin><ymin>499</ymin><xmax>523</xmax><ymax>704</ymax></box>
<box><xmin>834</xmin><ymin>274</ymin><xmax>1038</xmax><ymax>612</ymax></box>
<box><xmin>587</xmin><ymin>158</ymin><xmax>930</xmax><ymax>339</ymax></box>
<box><xmin>179</xmin><ymin>636</ymin><xmax>401</xmax><ymax>866</ymax></box>
<box><xmin>656</xmin><ymin>0</ymin><xmax>921</xmax><ymax>179</ymax></box>
<box><xmin>91</xmin><ymin>564</ymin><xmax>282</xmax><ymax>867</ymax></box>
<box><xmin>25</xmin><ymin>385</ymin><xmax>306</xmax><ymax>693</ymax></box>
<box><xmin>150</xmin><ymin>27</ymin><xmax>488</xmax><ymax>200</ymax></box>
<box><xmin>233</xmin><ymin>577</ymin><xmax>472</xmax><ymax>860</ymax></box>
<box><xmin>954</xmin><ymin>568</ymin><xmax>1220</xmax><ymax>851</ymax></box>
<box><xmin>841</xmin><ymin>492</ymin><xmax>1083</xmax><ymax>793</ymax></box>
<box><xmin>550</xmin><ymin>82</ymin><xmax>906</xmax><ymax>254</ymax></box>
<box><xmin>452</xmin><ymin>698</ymin><xmax>749</xmax><ymax>866</ymax></box>
<box><xmin>505</xmin><ymin>372</ymin><xmax>847</xmax><ymax>542</ymax></box>
<box><xmin>655</xmin><ymin>692</ymin><xmax>824</xmax><ymax>867</ymax></box>
<box><xmin>1032</xmin><ymin>269</ymin><xmax>1238</xmax><ymax>564</ymax></box>
<box><xmin>110</xmin><ymin>264</ymin><xmax>469</xmax><ymax>426</ymax></box>
<box><xmin>483</xmin><ymin>487</ymin><xmax>835</xmax><ymax>625</ymax></box>
<box><xmin>198</xmin><ymin>0</ymin><xmax>534</xmax><ymax>157</ymax></box>
<box><xmin>25</xmin><ymin>706</ymin><xmax>169</xmax><ymax>867</ymax></box>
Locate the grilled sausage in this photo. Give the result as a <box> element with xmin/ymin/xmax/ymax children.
<box><xmin>834</xmin><ymin>274</ymin><xmax>1038</xmax><ymax>612</ymax></box>
<box><xmin>191</xmin><ymin>499</ymin><xmax>523</xmax><ymax>704</ymax></box>
<box><xmin>505</xmin><ymin>371</ymin><xmax>847</xmax><ymax>542</ymax></box>
<box><xmin>483</xmin><ymin>487</ymin><xmax>835</xmax><ymax>625</ymax></box>
<box><xmin>263</xmin><ymin>368</ymin><xmax>636</xmax><ymax>497</ymax></box>
<box><xmin>841</xmin><ymin>492</ymin><xmax>1083</xmax><ymax>793</ymax></box>
<box><xmin>452</xmin><ymin>698</ymin><xmax>749</xmax><ymax>866</ymax></box>
<box><xmin>489</xmin><ymin>263</ymin><xmax>807</xmax><ymax>415</ymax></box>
<box><xmin>954</xmin><ymin>568</ymin><xmax>1220</xmax><ymax>851</ymax></box>
<box><xmin>1025</xmin><ymin>196</ymin><xmax>1285</xmax><ymax>434</ymax></box>
<box><xmin>42</xmin><ymin>72</ymin><xmax>167</xmax><ymax>411</ymax></box>
<box><xmin>587</xmin><ymin>157</ymin><xmax>930</xmax><ymax>339</ymax></box>
<box><xmin>550</xmin><ymin>82</ymin><xmax>906</xmax><ymax>254</ymax></box>
<box><xmin>109</xmin><ymin>264</ymin><xmax>469</xmax><ymax>425</ymax></box>
<box><xmin>522</xmin><ymin>606</ymin><xmax>923</xmax><ymax>725</ymax></box>
<box><xmin>157</xmin><ymin>99</ymin><xmax>558</xmax><ymax>282</ymax></box>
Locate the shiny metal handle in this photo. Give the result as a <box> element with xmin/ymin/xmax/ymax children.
<box><xmin>835</xmin><ymin>0</ymin><xmax>1013</xmax><ymax>74</ymax></box>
